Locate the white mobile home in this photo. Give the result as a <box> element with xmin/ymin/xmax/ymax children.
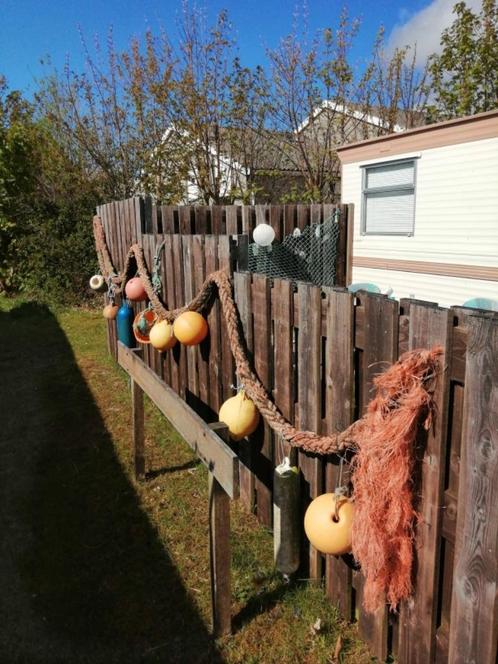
<box><xmin>337</xmin><ymin>110</ymin><xmax>498</xmax><ymax>307</ymax></box>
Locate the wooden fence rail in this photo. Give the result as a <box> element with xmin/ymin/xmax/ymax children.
<box><xmin>96</xmin><ymin>199</ymin><xmax>498</xmax><ymax>664</ymax></box>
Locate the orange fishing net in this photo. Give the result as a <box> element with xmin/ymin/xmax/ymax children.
<box><xmin>351</xmin><ymin>346</ymin><xmax>443</xmax><ymax>612</ymax></box>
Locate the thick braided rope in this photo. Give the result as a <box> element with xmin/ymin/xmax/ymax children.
<box><xmin>94</xmin><ymin>216</ymin><xmax>215</xmax><ymax>319</ymax></box>
<box><xmin>213</xmin><ymin>270</ymin><xmax>363</xmax><ymax>453</ymax></box>
<box><xmin>93</xmin><ymin>215</ymin><xmax>436</xmax><ymax>455</ymax></box>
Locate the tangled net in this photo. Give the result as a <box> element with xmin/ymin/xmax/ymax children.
<box><xmin>93</xmin><ymin>214</ymin><xmax>443</xmax><ymax>612</ymax></box>
<box><xmin>352</xmin><ymin>348</ymin><xmax>440</xmax><ymax>611</ymax></box>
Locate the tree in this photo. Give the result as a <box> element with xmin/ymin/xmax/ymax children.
<box><xmin>262</xmin><ymin>9</ymin><xmax>430</xmax><ymax>202</ymax></box>
<box><xmin>37</xmin><ymin>6</ymin><xmax>275</xmax><ymax>205</ymax></box>
<box><xmin>37</xmin><ymin>28</ymin><xmax>181</xmax><ymax>202</ymax></box>
<box><xmin>367</xmin><ymin>29</ymin><xmax>430</xmax><ymax>131</ymax></box>
<box><xmin>264</xmin><ymin>8</ymin><xmax>373</xmax><ymax>202</ymax></box>
<box><xmin>0</xmin><ymin>80</ymin><xmax>40</xmax><ymax>290</ymax></box>
<box><xmin>428</xmin><ymin>0</ymin><xmax>498</xmax><ymax>120</ymax></box>
<box><xmin>166</xmin><ymin>6</ymin><xmax>278</xmax><ymax>204</ymax></box>
<box><xmin>0</xmin><ymin>77</ymin><xmax>100</xmax><ymax>299</ymax></box>
<box><xmin>165</xmin><ymin>6</ymin><xmax>238</xmax><ymax>204</ymax></box>
<box><xmin>223</xmin><ymin>59</ymin><xmax>275</xmax><ymax>203</ymax></box>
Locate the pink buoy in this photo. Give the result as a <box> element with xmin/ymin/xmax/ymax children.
<box><xmin>125</xmin><ymin>277</ymin><xmax>147</xmax><ymax>302</ymax></box>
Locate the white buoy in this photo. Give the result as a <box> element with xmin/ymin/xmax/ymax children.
<box><xmin>253</xmin><ymin>223</ymin><xmax>275</xmax><ymax>247</ymax></box>
<box><xmin>89</xmin><ymin>274</ymin><xmax>106</xmax><ymax>292</ymax></box>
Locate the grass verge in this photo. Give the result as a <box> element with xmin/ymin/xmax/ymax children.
<box><xmin>0</xmin><ymin>296</ymin><xmax>373</xmax><ymax>663</ymax></box>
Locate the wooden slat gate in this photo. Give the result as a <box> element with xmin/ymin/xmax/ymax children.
<box><xmin>95</xmin><ymin>198</ymin><xmax>498</xmax><ymax>664</ymax></box>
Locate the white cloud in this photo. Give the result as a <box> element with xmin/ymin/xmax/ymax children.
<box><xmin>387</xmin><ymin>0</ymin><xmax>482</xmax><ymax>66</ymax></box>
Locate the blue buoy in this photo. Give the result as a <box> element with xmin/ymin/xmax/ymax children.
<box><xmin>116</xmin><ymin>300</ymin><xmax>135</xmax><ymax>347</ymax></box>
<box><xmin>347</xmin><ymin>282</ymin><xmax>381</xmax><ymax>294</ymax></box>
<box><xmin>463</xmin><ymin>297</ymin><xmax>498</xmax><ymax>312</ymax></box>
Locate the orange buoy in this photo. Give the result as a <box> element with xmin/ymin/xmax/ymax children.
<box><xmin>125</xmin><ymin>277</ymin><xmax>148</xmax><ymax>302</ymax></box>
<box><xmin>149</xmin><ymin>320</ymin><xmax>177</xmax><ymax>351</ymax></box>
<box><xmin>173</xmin><ymin>311</ymin><xmax>208</xmax><ymax>346</ymax></box>
<box><xmin>304</xmin><ymin>493</ymin><xmax>354</xmax><ymax>556</ymax></box>
<box><xmin>103</xmin><ymin>303</ymin><xmax>119</xmax><ymax>319</ymax></box>
<box><xmin>133</xmin><ymin>309</ymin><xmax>157</xmax><ymax>344</ymax></box>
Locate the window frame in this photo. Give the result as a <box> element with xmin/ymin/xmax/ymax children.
<box><xmin>360</xmin><ymin>157</ymin><xmax>418</xmax><ymax>237</ymax></box>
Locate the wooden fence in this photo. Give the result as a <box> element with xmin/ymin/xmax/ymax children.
<box><xmin>96</xmin><ymin>197</ymin><xmax>353</xmax><ymax>286</ymax></box>
<box><xmin>96</xmin><ymin>198</ymin><xmax>498</xmax><ymax>664</ymax></box>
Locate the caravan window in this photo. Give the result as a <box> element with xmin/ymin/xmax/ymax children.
<box><xmin>361</xmin><ymin>159</ymin><xmax>416</xmax><ymax>235</ymax></box>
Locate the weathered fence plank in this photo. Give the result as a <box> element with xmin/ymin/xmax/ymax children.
<box><xmin>193</xmin><ymin>235</ymin><xmax>209</xmax><ymax>415</ymax></box>
<box><xmin>272</xmin><ymin>278</ymin><xmax>295</xmax><ymax>464</ymax></box>
<box><xmin>297</xmin><ymin>282</ymin><xmax>323</xmax><ymax>580</ymax></box>
<box><xmin>218</xmin><ymin>237</ymin><xmax>235</xmax><ymax>403</ymax></box>
<box><xmin>172</xmin><ymin>234</ymin><xmax>188</xmax><ymax>400</ymax></box>
<box><xmin>355</xmin><ymin>291</ymin><xmax>399</xmax><ymax>662</ymax></box>
<box><xmin>398</xmin><ymin>304</ymin><xmax>452</xmax><ymax>664</ymax></box>
<box><xmin>233</xmin><ymin>271</ymin><xmax>255</xmax><ymax>511</ymax></box>
<box><xmin>208</xmin><ymin>471</ymin><xmax>232</xmax><ymax>637</ymax></box>
<box><xmin>182</xmin><ymin>236</ymin><xmax>199</xmax><ymax>401</ymax></box>
<box><xmin>252</xmin><ymin>274</ymin><xmax>273</xmax><ymax>525</ymax></box>
<box><xmin>131</xmin><ymin>375</ymin><xmax>145</xmax><ymax>481</ymax></box>
<box><xmin>163</xmin><ymin>235</ymin><xmax>177</xmax><ymax>390</ymax></box>
<box><xmin>448</xmin><ymin>314</ymin><xmax>498</xmax><ymax>664</ymax></box>
<box><xmin>324</xmin><ymin>288</ymin><xmax>354</xmax><ymax>618</ymax></box>
<box><xmin>205</xmin><ymin>236</ymin><xmax>222</xmax><ymax>415</ymax></box>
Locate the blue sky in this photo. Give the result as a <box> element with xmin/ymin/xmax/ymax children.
<box><xmin>1</xmin><ymin>0</ymin><xmax>473</xmax><ymax>95</ymax></box>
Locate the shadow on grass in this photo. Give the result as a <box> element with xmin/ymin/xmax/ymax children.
<box><xmin>146</xmin><ymin>458</ymin><xmax>201</xmax><ymax>480</ymax></box>
<box><xmin>231</xmin><ymin>582</ymin><xmax>291</xmax><ymax>633</ymax></box>
<box><xmin>0</xmin><ymin>302</ymin><xmax>223</xmax><ymax>664</ymax></box>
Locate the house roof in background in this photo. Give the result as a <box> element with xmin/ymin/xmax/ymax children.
<box><xmin>337</xmin><ymin>108</ymin><xmax>498</xmax><ymax>163</ymax></box>
<box><xmin>296</xmin><ymin>100</ymin><xmax>407</xmax><ymax>134</ymax></box>
<box><xmin>220</xmin><ymin>127</ymin><xmax>302</xmax><ymax>172</ymax></box>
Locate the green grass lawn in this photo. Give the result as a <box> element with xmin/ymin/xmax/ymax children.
<box><xmin>0</xmin><ymin>296</ymin><xmax>373</xmax><ymax>663</ymax></box>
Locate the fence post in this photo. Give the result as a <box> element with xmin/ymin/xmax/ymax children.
<box><xmin>208</xmin><ymin>422</ymin><xmax>232</xmax><ymax>637</ymax></box>
<box><xmin>346</xmin><ymin>203</ymin><xmax>354</xmax><ymax>285</ymax></box>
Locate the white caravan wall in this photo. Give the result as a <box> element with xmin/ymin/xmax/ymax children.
<box><xmin>342</xmin><ymin>137</ymin><xmax>498</xmax><ymax>307</ymax></box>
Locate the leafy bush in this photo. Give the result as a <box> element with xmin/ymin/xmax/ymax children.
<box><xmin>1</xmin><ymin>80</ymin><xmax>101</xmax><ymax>304</ymax></box>
<box><xmin>14</xmin><ymin>204</ymin><xmax>98</xmax><ymax>306</ymax></box>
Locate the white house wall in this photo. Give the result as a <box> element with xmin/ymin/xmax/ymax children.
<box><xmin>342</xmin><ymin>136</ymin><xmax>498</xmax><ymax>307</ymax></box>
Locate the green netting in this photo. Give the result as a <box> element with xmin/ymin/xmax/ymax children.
<box><xmin>248</xmin><ymin>211</ymin><xmax>340</xmax><ymax>287</ymax></box>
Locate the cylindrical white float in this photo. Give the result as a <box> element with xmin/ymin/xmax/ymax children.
<box><xmin>89</xmin><ymin>274</ymin><xmax>106</xmax><ymax>292</ymax></box>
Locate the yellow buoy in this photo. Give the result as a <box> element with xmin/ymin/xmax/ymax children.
<box><xmin>218</xmin><ymin>391</ymin><xmax>260</xmax><ymax>441</ymax></box>
<box><xmin>149</xmin><ymin>320</ymin><xmax>177</xmax><ymax>351</ymax></box>
<box><xmin>103</xmin><ymin>304</ymin><xmax>119</xmax><ymax>319</ymax></box>
<box><xmin>304</xmin><ymin>493</ymin><xmax>354</xmax><ymax>556</ymax></box>
<box><xmin>173</xmin><ymin>311</ymin><xmax>208</xmax><ymax>346</ymax></box>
